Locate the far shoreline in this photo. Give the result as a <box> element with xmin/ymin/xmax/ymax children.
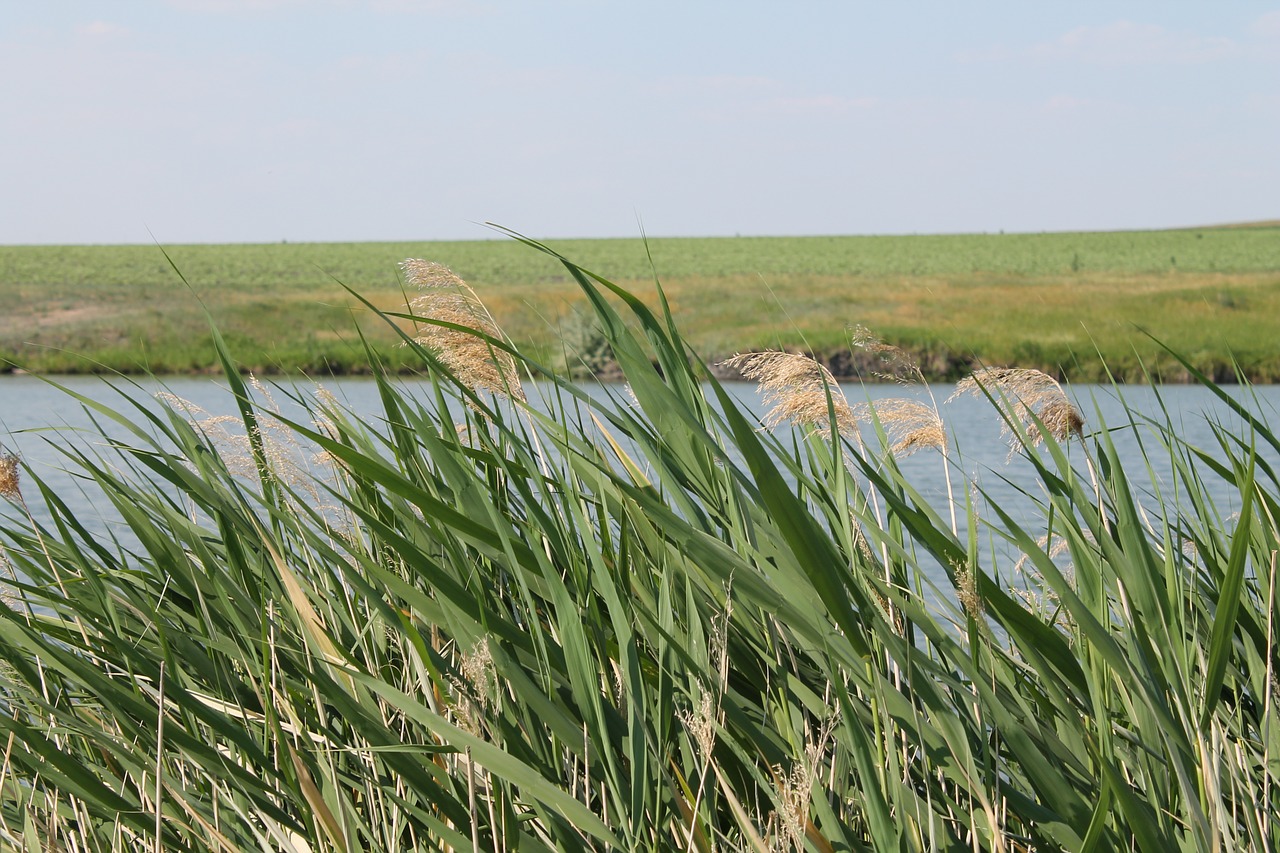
<box><xmin>3</xmin><ymin>228</ymin><xmax>1278</xmax><ymax>384</ymax></box>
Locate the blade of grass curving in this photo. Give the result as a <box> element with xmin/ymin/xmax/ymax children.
<box><xmin>1148</xmin><ymin>335</ymin><xmax>1280</xmax><ymax>458</ymax></box>
<box><xmin>347</xmin><ymin>671</ymin><xmax>621</xmax><ymax>848</ymax></box>
<box><xmin>288</xmin><ymin>746</ymin><xmax>348</xmax><ymax>853</ymax></box>
<box><xmin>1200</xmin><ymin>454</ymin><xmax>1255</xmax><ymax>729</ymax></box>
<box><xmin>707</xmin><ymin>380</ymin><xmax>871</xmax><ymax>657</ymax></box>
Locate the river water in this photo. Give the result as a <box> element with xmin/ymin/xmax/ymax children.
<box><xmin>2</xmin><ymin>375</ymin><xmax>1278</xmax><ymax>593</ymax></box>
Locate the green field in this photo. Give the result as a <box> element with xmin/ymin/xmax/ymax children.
<box><xmin>2</xmin><ymin>225</ymin><xmax>1279</xmax><ymax>380</ymax></box>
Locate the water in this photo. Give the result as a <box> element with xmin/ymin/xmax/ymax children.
<box><xmin>3</xmin><ymin>375</ymin><xmax>1278</xmax><ymax>591</ymax></box>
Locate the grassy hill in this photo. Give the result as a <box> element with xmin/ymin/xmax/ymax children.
<box><xmin>1</xmin><ymin>226</ymin><xmax>1278</xmax><ymax>381</ymax></box>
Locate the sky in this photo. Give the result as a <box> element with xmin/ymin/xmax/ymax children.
<box><xmin>2</xmin><ymin>1</ymin><xmax>1278</xmax><ymax>245</ymax></box>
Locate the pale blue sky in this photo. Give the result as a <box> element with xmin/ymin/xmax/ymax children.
<box><xmin>3</xmin><ymin>1</ymin><xmax>1277</xmax><ymax>244</ymax></box>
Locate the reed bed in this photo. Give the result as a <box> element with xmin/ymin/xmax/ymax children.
<box><xmin>0</xmin><ymin>238</ymin><xmax>1277</xmax><ymax>851</ymax></box>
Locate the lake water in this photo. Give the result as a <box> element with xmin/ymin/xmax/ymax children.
<box><xmin>3</xmin><ymin>375</ymin><xmax>1278</xmax><ymax>594</ymax></box>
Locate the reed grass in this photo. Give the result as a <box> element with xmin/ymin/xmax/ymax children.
<box><xmin>0</xmin><ymin>238</ymin><xmax>1277</xmax><ymax>850</ymax></box>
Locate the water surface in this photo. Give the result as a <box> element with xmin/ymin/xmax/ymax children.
<box><xmin>3</xmin><ymin>375</ymin><xmax>1277</xmax><ymax>596</ymax></box>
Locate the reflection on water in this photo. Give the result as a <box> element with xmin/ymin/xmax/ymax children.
<box><xmin>2</xmin><ymin>374</ymin><xmax>1278</xmax><ymax>596</ymax></box>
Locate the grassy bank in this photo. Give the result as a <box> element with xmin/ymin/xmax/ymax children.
<box><xmin>1</xmin><ymin>241</ymin><xmax>1277</xmax><ymax>849</ymax></box>
<box><xmin>2</xmin><ymin>226</ymin><xmax>1279</xmax><ymax>380</ymax></box>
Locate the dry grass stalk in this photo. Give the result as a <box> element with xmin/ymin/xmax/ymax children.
<box><xmin>0</xmin><ymin>453</ymin><xmax>19</xmax><ymax>501</ymax></box>
<box><xmin>401</xmin><ymin>259</ymin><xmax>525</xmax><ymax>402</ymax></box>
<box><xmin>949</xmin><ymin>367</ymin><xmax>1084</xmax><ymax>458</ymax></box>
<box><xmin>721</xmin><ymin>351</ymin><xmax>857</xmax><ymax>439</ymax></box>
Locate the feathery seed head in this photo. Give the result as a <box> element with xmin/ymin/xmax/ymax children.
<box><xmin>950</xmin><ymin>367</ymin><xmax>1084</xmax><ymax>456</ymax></box>
<box><xmin>402</xmin><ymin>259</ymin><xmax>525</xmax><ymax>402</ymax></box>
<box><xmin>850</xmin><ymin>522</ymin><xmax>875</xmax><ymax>564</ymax></box>
<box><xmin>852</xmin><ymin>325</ymin><xmax>924</xmax><ymax>384</ymax></box>
<box><xmin>769</xmin><ymin>715</ymin><xmax>836</xmax><ymax>852</ymax></box>
<box><xmin>955</xmin><ymin>564</ymin><xmax>982</xmax><ymax>620</ymax></box>
<box><xmin>308</xmin><ymin>388</ymin><xmax>347</xmax><ymax>471</ymax></box>
<box><xmin>850</xmin><ymin>326</ymin><xmax>949</xmax><ymax>454</ymax></box>
<box><xmin>156</xmin><ymin>384</ymin><xmax>323</xmax><ymax>501</ymax></box>
<box><xmin>950</xmin><ymin>367</ymin><xmax>1063</xmax><ymax>405</ymax></box>
<box><xmin>400</xmin><ymin>258</ymin><xmax>466</xmax><ymax>289</ymax></box>
<box><xmin>1038</xmin><ymin>397</ymin><xmax>1085</xmax><ymax>442</ymax></box>
<box><xmin>678</xmin><ymin>689</ymin><xmax>717</xmax><ymax>757</ymax></box>
<box><xmin>721</xmin><ymin>351</ymin><xmax>858</xmax><ymax>439</ymax></box>
<box><xmin>460</xmin><ymin>636</ymin><xmax>497</xmax><ymax>712</ymax></box>
<box><xmin>0</xmin><ymin>453</ymin><xmax>19</xmax><ymax>501</ymax></box>
<box><xmin>1013</xmin><ymin>531</ymin><xmax>1088</xmax><ymax>580</ymax></box>
<box><xmin>1010</xmin><ymin>532</ymin><xmax>1087</xmax><ymax>633</ymax></box>
<box><xmin>450</xmin><ymin>636</ymin><xmax>499</xmax><ymax>736</ymax></box>
<box><xmin>773</xmin><ymin>760</ymin><xmax>812</xmax><ymax>852</ymax></box>
<box><xmin>893</xmin><ymin>424</ymin><xmax>948</xmax><ymax>456</ymax></box>
<box><xmin>853</xmin><ymin>397</ymin><xmax>946</xmax><ymax>457</ymax></box>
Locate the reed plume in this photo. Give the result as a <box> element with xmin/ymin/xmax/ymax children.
<box><xmin>720</xmin><ymin>351</ymin><xmax>857</xmax><ymax>439</ymax></box>
<box><xmin>850</xmin><ymin>326</ymin><xmax>955</xmax><ymax>533</ymax></box>
<box><xmin>955</xmin><ymin>563</ymin><xmax>982</xmax><ymax>621</ymax></box>
<box><xmin>449</xmin><ymin>635</ymin><xmax>500</xmax><ymax>740</ymax></box>
<box><xmin>155</xmin><ymin>390</ymin><xmax>297</xmax><ymax>485</ymax></box>
<box><xmin>851</xmin><ymin>325</ymin><xmax>924</xmax><ymax>385</ymax></box>
<box><xmin>1009</xmin><ymin>532</ymin><xmax>1095</xmax><ymax>632</ymax></box>
<box><xmin>850</xmin><ymin>328</ymin><xmax>947</xmax><ymax>457</ymax></box>
<box><xmin>401</xmin><ymin>259</ymin><xmax>525</xmax><ymax>402</ymax></box>
<box><xmin>155</xmin><ymin>379</ymin><xmax>344</xmax><ymax>524</ymax></box>
<box><xmin>1013</xmin><ymin>531</ymin><xmax>1091</xmax><ymax>580</ymax></box>
<box><xmin>0</xmin><ymin>452</ymin><xmax>18</xmax><ymax>501</ymax></box>
<box><xmin>769</xmin><ymin>714</ymin><xmax>836</xmax><ymax>853</ymax></box>
<box><xmin>852</xmin><ymin>398</ymin><xmax>946</xmax><ymax>458</ymax></box>
<box><xmin>949</xmin><ymin>367</ymin><xmax>1084</xmax><ymax>457</ymax></box>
